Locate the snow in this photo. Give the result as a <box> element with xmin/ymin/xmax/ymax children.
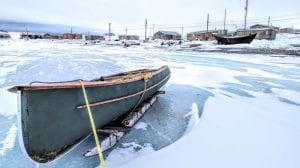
<box><xmin>0</xmin><ymin>124</ymin><xmax>17</xmax><ymax>156</ymax></box>
<box><xmin>0</xmin><ymin>35</ymin><xmax>300</xmax><ymax>168</ymax></box>
<box><xmin>134</xmin><ymin>122</ymin><xmax>148</xmax><ymax>130</ymax></box>
<box><xmin>119</xmin><ymin>93</ymin><xmax>300</xmax><ymax>168</ymax></box>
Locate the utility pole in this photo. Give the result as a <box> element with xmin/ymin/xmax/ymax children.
<box><xmin>26</xmin><ymin>27</ymin><xmax>28</xmax><ymax>40</ymax></box>
<box><xmin>145</xmin><ymin>19</ymin><xmax>148</xmax><ymax>41</ymax></box>
<box><xmin>206</xmin><ymin>13</ymin><xmax>210</xmax><ymax>32</ymax></box>
<box><xmin>268</xmin><ymin>16</ymin><xmax>271</xmax><ymax>27</ymax></box>
<box><xmin>224</xmin><ymin>9</ymin><xmax>227</xmax><ymax>30</ymax></box>
<box><xmin>71</xmin><ymin>27</ymin><xmax>73</xmax><ymax>34</ymax></box>
<box><xmin>181</xmin><ymin>26</ymin><xmax>184</xmax><ymax>40</ymax></box>
<box><xmin>125</xmin><ymin>27</ymin><xmax>128</xmax><ymax>36</ymax></box>
<box><xmin>244</xmin><ymin>0</ymin><xmax>248</xmax><ymax>31</ymax></box>
<box><xmin>150</xmin><ymin>27</ymin><xmax>152</xmax><ymax>37</ymax></box>
<box><xmin>108</xmin><ymin>23</ymin><xmax>111</xmax><ymax>41</ymax></box>
<box><xmin>152</xmin><ymin>24</ymin><xmax>155</xmax><ymax>34</ymax></box>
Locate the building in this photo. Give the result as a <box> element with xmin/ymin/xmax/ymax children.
<box><xmin>279</xmin><ymin>28</ymin><xmax>294</xmax><ymax>34</ymax></box>
<box><xmin>63</xmin><ymin>33</ymin><xmax>83</xmax><ymax>39</ymax></box>
<box><xmin>187</xmin><ymin>30</ymin><xmax>217</xmax><ymax>41</ymax></box>
<box><xmin>0</xmin><ymin>30</ymin><xmax>10</xmax><ymax>38</ymax></box>
<box><xmin>20</xmin><ymin>32</ymin><xmax>43</xmax><ymax>39</ymax></box>
<box><xmin>118</xmin><ymin>35</ymin><xmax>139</xmax><ymax>41</ymax></box>
<box><xmin>85</xmin><ymin>35</ymin><xmax>105</xmax><ymax>41</ymax></box>
<box><xmin>236</xmin><ymin>28</ymin><xmax>277</xmax><ymax>40</ymax></box>
<box><xmin>250</xmin><ymin>24</ymin><xmax>279</xmax><ymax>31</ymax></box>
<box><xmin>294</xmin><ymin>29</ymin><xmax>300</xmax><ymax>34</ymax></box>
<box><xmin>153</xmin><ymin>31</ymin><xmax>181</xmax><ymax>40</ymax></box>
<box><xmin>43</xmin><ymin>33</ymin><xmax>63</xmax><ymax>39</ymax></box>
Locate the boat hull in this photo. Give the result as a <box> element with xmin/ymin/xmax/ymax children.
<box><xmin>213</xmin><ymin>34</ymin><xmax>256</xmax><ymax>45</ymax></box>
<box><xmin>11</xmin><ymin>66</ymin><xmax>170</xmax><ymax>162</ymax></box>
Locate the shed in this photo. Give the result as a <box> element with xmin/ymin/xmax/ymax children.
<box><xmin>118</xmin><ymin>35</ymin><xmax>139</xmax><ymax>41</ymax></box>
<box><xmin>279</xmin><ymin>28</ymin><xmax>294</xmax><ymax>34</ymax></box>
<box><xmin>236</xmin><ymin>28</ymin><xmax>277</xmax><ymax>40</ymax></box>
<box><xmin>63</xmin><ymin>33</ymin><xmax>83</xmax><ymax>39</ymax></box>
<box><xmin>250</xmin><ymin>24</ymin><xmax>279</xmax><ymax>31</ymax></box>
<box><xmin>0</xmin><ymin>30</ymin><xmax>10</xmax><ymax>38</ymax></box>
<box><xmin>187</xmin><ymin>30</ymin><xmax>217</xmax><ymax>41</ymax></box>
<box><xmin>85</xmin><ymin>35</ymin><xmax>105</xmax><ymax>41</ymax></box>
<box><xmin>153</xmin><ymin>31</ymin><xmax>181</xmax><ymax>40</ymax></box>
<box><xmin>20</xmin><ymin>33</ymin><xmax>43</xmax><ymax>39</ymax></box>
<box><xmin>43</xmin><ymin>33</ymin><xmax>63</xmax><ymax>39</ymax></box>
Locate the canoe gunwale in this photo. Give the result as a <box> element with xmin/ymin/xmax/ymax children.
<box><xmin>8</xmin><ymin>66</ymin><xmax>169</xmax><ymax>92</ymax></box>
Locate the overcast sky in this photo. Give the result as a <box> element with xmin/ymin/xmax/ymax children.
<box><xmin>1</xmin><ymin>0</ymin><xmax>300</xmax><ymax>34</ymax></box>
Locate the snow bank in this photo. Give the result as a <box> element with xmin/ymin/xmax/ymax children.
<box><xmin>119</xmin><ymin>93</ymin><xmax>300</xmax><ymax>168</ymax></box>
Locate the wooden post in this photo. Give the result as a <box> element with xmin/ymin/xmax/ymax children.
<box><xmin>224</xmin><ymin>9</ymin><xmax>227</xmax><ymax>31</ymax></box>
<box><xmin>108</xmin><ymin>23</ymin><xmax>111</xmax><ymax>41</ymax></box>
<box><xmin>145</xmin><ymin>19</ymin><xmax>148</xmax><ymax>41</ymax></box>
<box><xmin>244</xmin><ymin>0</ymin><xmax>248</xmax><ymax>31</ymax></box>
<box><xmin>206</xmin><ymin>13</ymin><xmax>209</xmax><ymax>33</ymax></box>
<box><xmin>181</xmin><ymin>26</ymin><xmax>184</xmax><ymax>40</ymax></box>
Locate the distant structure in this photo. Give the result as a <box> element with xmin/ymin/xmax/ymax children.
<box><xmin>43</xmin><ymin>33</ymin><xmax>63</xmax><ymax>39</ymax></box>
<box><xmin>153</xmin><ymin>31</ymin><xmax>181</xmax><ymax>40</ymax></box>
<box><xmin>20</xmin><ymin>32</ymin><xmax>43</xmax><ymax>39</ymax></box>
<box><xmin>250</xmin><ymin>24</ymin><xmax>279</xmax><ymax>31</ymax></box>
<box><xmin>294</xmin><ymin>29</ymin><xmax>300</xmax><ymax>34</ymax></box>
<box><xmin>0</xmin><ymin>30</ymin><xmax>11</xmax><ymax>38</ymax></box>
<box><xmin>118</xmin><ymin>35</ymin><xmax>139</xmax><ymax>41</ymax></box>
<box><xmin>85</xmin><ymin>35</ymin><xmax>105</xmax><ymax>41</ymax></box>
<box><xmin>279</xmin><ymin>28</ymin><xmax>294</xmax><ymax>34</ymax></box>
<box><xmin>63</xmin><ymin>33</ymin><xmax>83</xmax><ymax>39</ymax></box>
<box><xmin>236</xmin><ymin>29</ymin><xmax>277</xmax><ymax>40</ymax></box>
<box><xmin>187</xmin><ymin>30</ymin><xmax>227</xmax><ymax>41</ymax></box>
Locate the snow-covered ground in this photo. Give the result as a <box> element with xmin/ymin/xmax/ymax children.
<box><xmin>0</xmin><ymin>37</ymin><xmax>300</xmax><ymax>168</ymax></box>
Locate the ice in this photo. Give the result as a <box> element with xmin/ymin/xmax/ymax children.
<box><xmin>183</xmin><ymin>103</ymin><xmax>199</xmax><ymax>135</ymax></box>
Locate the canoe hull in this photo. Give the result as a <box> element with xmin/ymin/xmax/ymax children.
<box><xmin>15</xmin><ymin>66</ymin><xmax>170</xmax><ymax>162</ymax></box>
<box><xmin>213</xmin><ymin>34</ymin><xmax>256</xmax><ymax>45</ymax></box>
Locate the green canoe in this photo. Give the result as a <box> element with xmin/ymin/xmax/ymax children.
<box><xmin>8</xmin><ymin>65</ymin><xmax>171</xmax><ymax>163</ymax></box>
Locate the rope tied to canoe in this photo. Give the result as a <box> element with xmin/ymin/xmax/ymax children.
<box><xmin>79</xmin><ymin>80</ymin><xmax>106</xmax><ymax>168</ymax></box>
<box><xmin>121</xmin><ymin>73</ymin><xmax>152</xmax><ymax>126</ymax></box>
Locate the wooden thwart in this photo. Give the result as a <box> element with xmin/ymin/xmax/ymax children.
<box><xmin>83</xmin><ymin>91</ymin><xmax>164</xmax><ymax>158</ymax></box>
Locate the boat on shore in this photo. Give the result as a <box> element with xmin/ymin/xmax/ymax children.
<box><xmin>8</xmin><ymin>66</ymin><xmax>171</xmax><ymax>163</ymax></box>
<box><xmin>213</xmin><ymin>33</ymin><xmax>257</xmax><ymax>45</ymax></box>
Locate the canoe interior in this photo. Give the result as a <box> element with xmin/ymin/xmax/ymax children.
<box><xmin>11</xmin><ymin>66</ymin><xmax>170</xmax><ymax>163</ymax></box>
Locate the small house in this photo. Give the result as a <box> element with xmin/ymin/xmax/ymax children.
<box><xmin>153</xmin><ymin>31</ymin><xmax>181</xmax><ymax>40</ymax></box>
<box><xmin>250</xmin><ymin>24</ymin><xmax>279</xmax><ymax>31</ymax></box>
<box><xmin>85</xmin><ymin>35</ymin><xmax>105</xmax><ymax>41</ymax></box>
<box><xmin>187</xmin><ymin>30</ymin><xmax>217</xmax><ymax>41</ymax></box>
<box><xmin>0</xmin><ymin>30</ymin><xmax>10</xmax><ymax>38</ymax></box>
<box><xmin>20</xmin><ymin>32</ymin><xmax>43</xmax><ymax>39</ymax></box>
<box><xmin>43</xmin><ymin>33</ymin><xmax>63</xmax><ymax>39</ymax></box>
<box><xmin>294</xmin><ymin>29</ymin><xmax>300</xmax><ymax>34</ymax></box>
<box><xmin>279</xmin><ymin>28</ymin><xmax>294</xmax><ymax>34</ymax></box>
<box><xmin>236</xmin><ymin>28</ymin><xmax>277</xmax><ymax>40</ymax></box>
<box><xmin>63</xmin><ymin>33</ymin><xmax>83</xmax><ymax>39</ymax></box>
<box><xmin>118</xmin><ymin>35</ymin><xmax>139</xmax><ymax>41</ymax></box>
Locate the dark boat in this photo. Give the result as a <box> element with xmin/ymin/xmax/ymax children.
<box><xmin>213</xmin><ymin>33</ymin><xmax>257</xmax><ymax>45</ymax></box>
<box><xmin>8</xmin><ymin>66</ymin><xmax>170</xmax><ymax>163</ymax></box>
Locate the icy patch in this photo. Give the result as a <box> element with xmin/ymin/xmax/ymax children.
<box><xmin>0</xmin><ymin>124</ymin><xmax>17</xmax><ymax>156</ymax></box>
<box><xmin>0</xmin><ymin>88</ymin><xmax>18</xmax><ymax>117</ymax></box>
<box><xmin>103</xmin><ymin>142</ymin><xmax>154</xmax><ymax>168</ymax></box>
<box><xmin>134</xmin><ymin>122</ymin><xmax>148</xmax><ymax>130</ymax></box>
<box><xmin>272</xmin><ymin>88</ymin><xmax>300</xmax><ymax>105</ymax></box>
<box><xmin>183</xmin><ymin>103</ymin><xmax>199</xmax><ymax>135</ymax></box>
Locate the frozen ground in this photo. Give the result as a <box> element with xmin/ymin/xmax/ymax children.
<box><xmin>0</xmin><ymin>37</ymin><xmax>300</xmax><ymax>168</ymax></box>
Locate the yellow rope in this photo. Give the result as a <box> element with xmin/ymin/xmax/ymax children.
<box><xmin>79</xmin><ymin>80</ymin><xmax>106</xmax><ymax>168</ymax></box>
